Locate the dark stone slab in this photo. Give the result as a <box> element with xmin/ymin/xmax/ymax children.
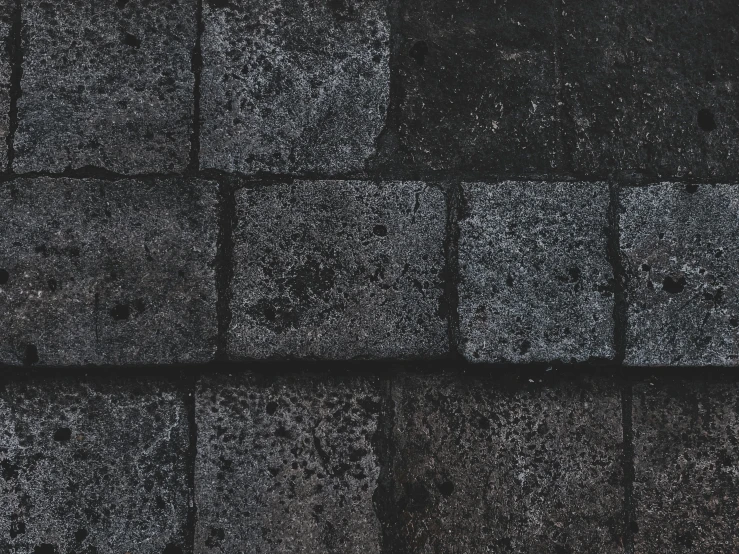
<box><xmin>388</xmin><ymin>373</ymin><xmax>625</xmax><ymax>553</ymax></box>
<box><xmin>622</xmin><ymin>183</ymin><xmax>739</xmax><ymax>366</ymax></box>
<box><xmin>390</xmin><ymin>0</ymin><xmax>559</xmax><ymax>173</ymax></box>
<box><xmin>561</xmin><ymin>0</ymin><xmax>739</xmax><ymax>177</ymax></box>
<box><xmin>0</xmin><ymin>2</ymin><xmax>12</xmax><ymax>172</ymax></box>
<box><xmin>195</xmin><ymin>372</ymin><xmax>383</xmax><ymax>554</ymax></box>
<box><xmin>200</xmin><ymin>0</ymin><xmax>389</xmax><ymax>175</ymax></box>
<box><xmin>458</xmin><ymin>181</ymin><xmax>615</xmax><ymax>363</ymax></box>
<box><xmin>0</xmin><ymin>177</ymin><xmax>218</xmax><ymax>365</ymax></box>
<box><xmin>0</xmin><ymin>376</ymin><xmax>190</xmax><ymax>554</ymax></box>
<box><xmin>14</xmin><ymin>0</ymin><xmax>196</xmax><ymax>174</ymax></box>
<box><xmin>633</xmin><ymin>379</ymin><xmax>739</xmax><ymax>552</ymax></box>
<box><xmin>228</xmin><ymin>181</ymin><xmax>448</xmax><ymax>359</ymax></box>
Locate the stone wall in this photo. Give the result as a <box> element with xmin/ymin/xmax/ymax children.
<box><xmin>1</xmin><ymin>0</ymin><xmax>738</xmax><ymax>552</ymax></box>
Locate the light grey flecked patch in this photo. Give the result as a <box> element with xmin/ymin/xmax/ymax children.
<box><xmin>622</xmin><ymin>183</ymin><xmax>739</xmax><ymax>366</ymax></box>
<box><xmin>200</xmin><ymin>0</ymin><xmax>389</xmax><ymax>175</ymax></box>
<box><xmin>195</xmin><ymin>372</ymin><xmax>382</xmax><ymax>554</ymax></box>
<box><xmin>0</xmin><ymin>178</ymin><xmax>218</xmax><ymax>365</ymax></box>
<box><xmin>458</xmin><ymin>181</ymin><xmax>615</xmax><ymax>363</ymax></box>
<box><xmin>0</xmin><ymin>377</ymin><xmax>189</xmax><ymax>554</ymax></box>
<box><xmin>633</xmin><ymin>379</ymin><xmax>739</xmax><ymax>552</ymax></box>
<box><xmin>15</xmin><ymin>0</ymin><xmax>196</xmax><ymax>174</ymax></box>
<box><xmin>391</xmin><ymin>372</ymin><xmax>625</xmax><ymax>553</ymax></box>
<box><xmin>0</xmin><ymin>1</ymin><xmax>12</xmax><ymax>172</ymax></box>
<box><xmin>228</xmin><ymin>180</ymin><xmax>448</xmax><ymax>359</ymax></box>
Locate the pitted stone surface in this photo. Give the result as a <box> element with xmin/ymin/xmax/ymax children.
<box><xmin>0</xmin><ymin>1</ymin><xmax>12</xmax><ymax>172</ymax></box>
<box><xmin>389</xmin><ymin>373</ymin><xmax>624</xmax><ymax>553</ymax></box>
<box><xmin>561</xmin><ymin>0</ymin><xmax>739</xmax><ymax>177</ymax></box>
<box><xmin>228</xmin><ymin>181</ymin><xmax>448</xmax><ymax>359</ymax></box>
<box><xmin>390</xmin><ymin>0</ymin><xmax>558</xmax><ymax>172</ymax></box>
<box><xmin>15</xmin><ymin>0</ymin><xmax>196</xmax><ymax>174</ymax></box>
<box><xmin>458</xmin><ymin>181</ymin><xmax>615</xmax><ymax>363</ymax></box>
<box><xmin>200</xmin><ymin>0</ymin><xmax>389</xmax><ymax>175</ymax></box>
<box><xmin>0</xmin><ymin>177</ymin><xmax>218</xmax><ymax>365</ymax></box>
<box><xmin>622</xmin><ymin>184</ymin><xmax>739</xmax><ymax>366</ymax></box>
<box><xmin>195</xmin><ymin>372</ymin><xmax>382</xmax><ymax>554</ymax></box>
<box><xmin>0</xmin><ymin>376</ymin><xmax>189</xmax><ymax>554</ymax></box>
<box><xmin>633</xmin><ymin>379</ymin><xmax>739</xmax><ymax>552</ymax></box>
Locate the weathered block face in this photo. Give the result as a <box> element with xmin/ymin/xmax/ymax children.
<box><xmin>0</xmin><ymin>377</ymin><xmax>190</xmax><ymax>554</ymax></box>
<box><xmin>0</xmin><ymin>2</ymin><xmax>12</xmax><ymax>172</ymax></box>
<box><xmin>199</xmin><ymin>0</ymin><xmax>390</xmax><ymax>175</ymax></box>
<box><xmin>391</xmin><ymin>0</ymin><xmax>559</xmax><ymax>173</ymax></box>
<box><xmin>622</xmin><ymin>183</ymin><xmax>739</xmax><ymax>366</ymax></box>
<box><xmin>195</xmin><ymin>372</ymin><xmax>383</xmax><ymax>554</ymax></box>
<box><xmin>0</xmin><ymin>178</ymin><xmax>218</xmax><ymax>366</ymax></box>
<box><xmin>458</xmin><ymin>181</ymin><xmax>615</xmax><ymax>364</ymax></box>
<box><xmin>14</xmin><ymin>0</ymin><xmax>197</xmax><ymax>174</ymax></box>
<box><xmin>228</xmin><ymin>180</ymin><xmax>448</xmax><ymax>359</ymax></box>
<box><xmin>561</xmin><ymin>0</ymin><xmax>739</xmax><ymax>178</ymax></box>
<box><xmin>389</xmin><ymin>373</ymin><xmax>625</xmax><ymax>553</ymax></box>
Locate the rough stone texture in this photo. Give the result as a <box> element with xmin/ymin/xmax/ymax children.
<box><xmin>14</xmin><ymin>0</ymin><xmax>196</xmax><ymax>174</ymax></box>
<box><xmin>0</xmin><ymin>376</ymin><xmax>190</xmax><ymax>554</ymax></box>
<box><xmin>622</xmin><ymin>184</ymin><xmax>739</xmax><ymax>366</ymax></box>
<box><xmin>458</xmin><ymin>181</ymin><xmax>615</xmax><ymax>363</ymax></box>
<box><xmin>200</xmin><ymin>0</ymin><xmax>389</xmax><ymax>175</ymax></box>
<box><xmin>561</xmin><ymin>0</ymin><xmax>739</xmax><ymax>177</ymax></box>
<box><xmin>0</xmin><ymin>0</ymin><xmax>12</xmax><ymax>172</ymax></box>
<box><xmin>228</xmin><ymin>181</ymin><xmax>448</xmax><ymax>359</ymax></box>
<box><xmin>633</xmin><ymin>379</ymin><xmax>739</xmax><ymax>552</ymax></box>
<box><xmin>195</xmin><ymin>372</ymin><xmax>383</xmax><ymax>554</ymax></box>
<box><xmin>0</xmin><ymin>177</ymin><xmax>218</xmax><ymax>366</ymax></box>
<box><xmin>392</xmin><ymin>0</ymin><xmax>558</xmax><ymax>172</ymax></box>
<box><xmin>389</xmin><ymin>372</ymin><xmax>625</xmax><ymax>553</ymax></box>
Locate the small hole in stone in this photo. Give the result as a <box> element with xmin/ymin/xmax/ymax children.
<box><xmin>373</xmin><ymin>224</ymin><xmax>387</xmax><ymax>237</ymax></box>
<box><xmin>53</xmin><ymin>428</ymin><xmax>72</xmax><ymax>442</ymax></box>
<box><xmin>519</xmin><ymin>339</ymin><xmax>531</xmax><ymax>354</ymax></box>
<box><xmin>122</xmin><ymin>32</ymin><xmax>141</xmax><ymax>48</ymax></box>
<box><xmin>111</xmin><ymin>304</ymin><xmax>131</xmax><ymax>320</ymax></box>
<box><xmin>662</xmin><ymin>275</ymin><xmax>686</xmax><ymax>294</ymax></box>
<box><xmin>697</xmin><ymin>108</ymin><xmax>716</xmax><ymax>132</ymax></box>
<box><xmin>0</xmin><ymin>268</ymin><xmax>9</xmax><ymax>285</ymax></box>
<box><xmin>264</xmin><ymin>307</ymin><xmax>276</xmax><ymax>321</ymax></box>
<box><xmin>730</xmin><ymin>317</ymin><xmax>739</xmax><ymax>328</ymax></box>
<box><xmin>409</xmin><ymin>40</ymin><xmax>429</xmax><ymax>66</ymax></box>
<box><xmin>685</xmin><ymin>184</ymin><xmax>699</xmax><ymax>194</ymax></box>
<box><xmin>266</xmin><ymin>401</ymin><xmax>278</xmax><ymax>415</ymax></box>
<box><xmin>74</xmin><ymin>529</ymin><xmax>88</xmax><ymax>543</ymax></box>
<box><xmin>437</xmin><ymin>481</ymin><xmax>454</xmax><ymax>496</ymax></box>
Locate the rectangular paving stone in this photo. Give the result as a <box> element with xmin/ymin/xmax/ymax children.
<box><xmin>633</xmin><ymin>379</ymin><xmax>739</xmax><ymax>552</ymax></box>
<box><xmin>561</xmin><ymin>1</ymin><xmax>739</xmax><ymax>177</ymax></box>
<box><xmin>200</xmin><ymin>0</ymin><xmax>389</xmax><ymax>175</ymax></box>
<box><xmin>458</xmin><ymin>181</ymin><xmax>615</xmax><ymax>363</ymax></box>
<box><xmin>392</xmin><ymin>0</ymin><xmax>558</xmax><ymax>172</ymax></box>
<box><xmin>195</xmin><ymin>372</ymin><xmax>383</xmax><ymax>554</ymax></box>
<box><xmin>228</xmin><ymin>180</ymin><xmax>448</xmax><ymax>359</ymax></box>
<box><xmin>0</xmin><ymin>376</ymin><xmax>190</xmax><ymax>554</ymax></box>
<box><xmin>389</xmin><ymin>372</ymin><xmax>625</xmax><ymax>553</ymax></box>
<box><xmin>0</xmin><ymin>177</ymin><xmax>218</xmax><ymax>365</ymax></box>
<box><xmin>622</xmin><ymin>183</ymin><xmax>739</xmax><ymax>366</ymax></box>
<box><xmin>0</xmin><ymin>1</ymin><xmax>12</xmax><ymax>172</ymax></box>
<box><xmin>14</xmin><ymin>0</ymin><xmax>196</xmax><ymax>174</ymax></box>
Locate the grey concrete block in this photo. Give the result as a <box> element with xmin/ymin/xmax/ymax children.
<box><xmin>458</xmin><ymin>181</ymin><xmax>615</xmax><ymax>363</ymax></box>
<box><xmin>0</xmin><ymin>177</ymin><xmax>218</xmax><ymax>365</ymax></box>
<box><xmin>622</xmin><ymin>184</ymin><xmax>739</xmax><ymax>366</ymax></box>
<box><xmin>393</xmin><ymin>0</ymin><xmax>558</xmax><ymax>172</ymax></box>
<box><xmin>14</xmin><ymin>0</ymin><xmax>196</xmax><ymax>174</ymax></box>
<box><xmin>633</xmin><ymin>379</ymin><xmax>739</xmax><ymax>552</ymax></box>
<box><xmin>200</xmin><ymin>0</ymin><xmax>389</xmax><ymax>175</ymax></box>
<box><xmin>228</xmin><ymin>181</ymin><xmax>448</xmax><ymax>359</ymax></box>
<box><xmin>390</xmin><ymin>373</ymin><xmax>625</xmax><ymax>553</ymax></box>
<box><xmin>0</xmin><ymin>376</ymin><xmax>190</xmax><ymax>554</ymax></box>
<box><xmin>561</xmin><ymin>0</ymin><xmax>739</xmax><ymax>177</ymax></box>
<box><xmin>0</xmin><ymin>2</ymin><xmax>12</xmax><ymax>172</ymax></box>
<box><xmin>195</xmin><ymin>372</ymin><xmax>383</xmax><ymax>554</ymax></box>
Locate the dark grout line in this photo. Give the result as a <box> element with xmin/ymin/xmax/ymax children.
<box><xmin>373</xmin><ymin>374</ymin><xmax>399</xmax><ymax>554</ymax></box>
<box><xmin>443</xmin><ymin>181</ymin><xmax>463</xmax><ymax>360</ymax></box>
<box><xmin>214</xmin><ymin>180</ymin><xmax>237</xmax><ymax>360</ymax></box>
<box><xmin>184</xmin><ymin>370</ymin><xmax>199</xmax><ymax>554</ymax></box>
<box><xmin>607</xmin><ymin>182</ymin><xmax>628</xmax><ymax>364</ymax></box>
<box><xmin>188</xmin><ymin>0</ymin><xmax>204</xmax><ymax>175</ymax></box>
<box><xmin>621</xmin><ymin>382</ymin><xmax>636</xmax><ymax>554</ymax></box>
<box><xmin>6</xmin><ymin>0</ymin><xmax>22</xmax><ymax>173</ymax></box>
